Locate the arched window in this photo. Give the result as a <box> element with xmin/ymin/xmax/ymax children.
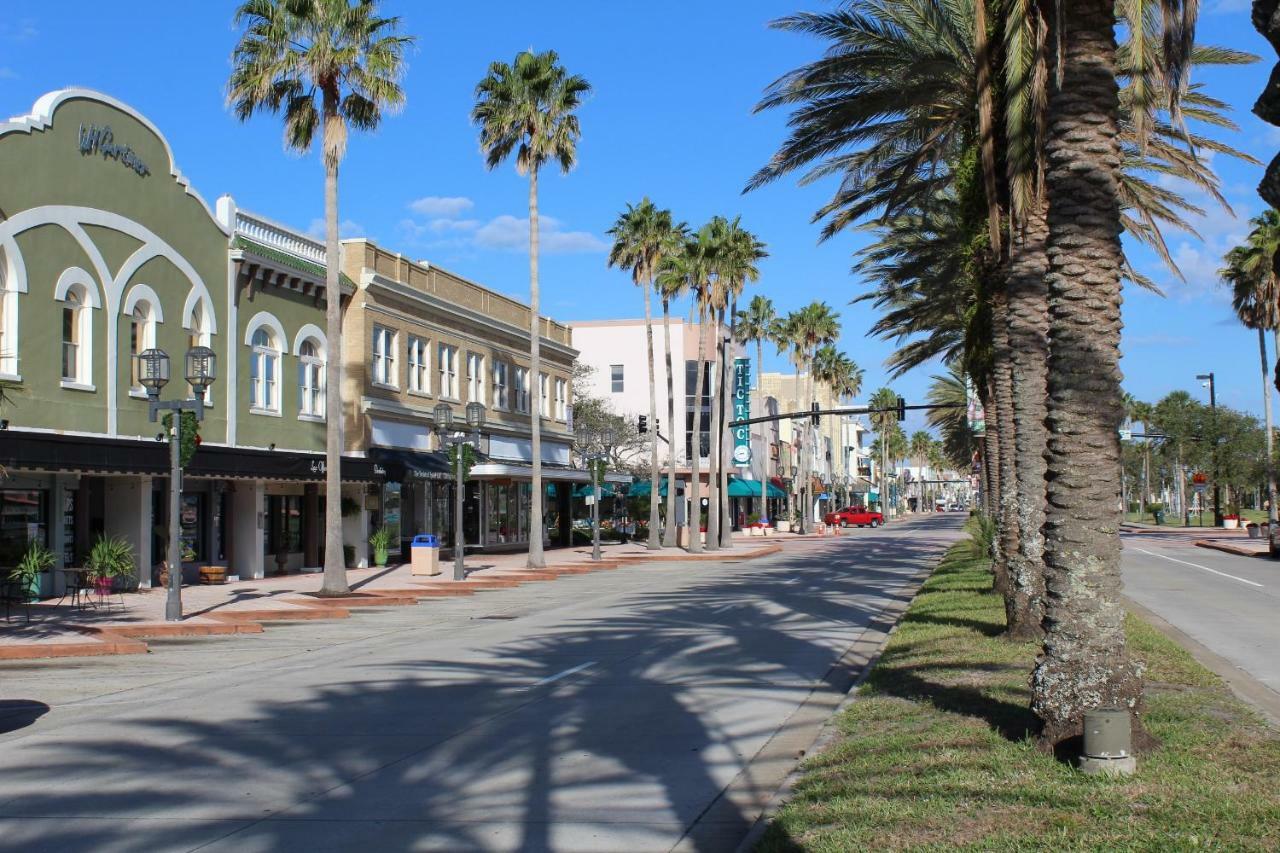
<box><xmin>129</xmin><ymin>302</ymin><xmax>156</xmax><ymax>393</ymax></box>
<box><xmin>250</xmin><ymin>327</ymin><xmax>280</xmax><ymax>413</ymax></box>
<box><xmin>187</xmin><ymin>305</ymin><xmax>211</xmax><ymax>400</ymax></box>
<box><xmin>298</xmin><ymin>338</ymin><xmax>325</xmax><ymax>419</ymax></box>
<box><xmin>60</xmin><ymin>286</ymin><xmax>91</xmax><ymax>386</ymax></box>
<box><xmin>0</xmin><ymin>254</ymin><xmax>13</xmax><ymax>379</ymax></box>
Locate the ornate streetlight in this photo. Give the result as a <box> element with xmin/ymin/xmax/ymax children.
<box><xmin>435</xmin><ymin>401</ymin><xmax>485</xmax><ymax>580</ymax></box>
<box><xmin>137</xmin><ymin>346</ymin><xmax>217</xmax><ymax>621</ymax></box>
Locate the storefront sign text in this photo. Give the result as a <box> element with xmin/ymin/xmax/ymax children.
<box><xmin>78</xmin><ymin>123</ymin><xmax>150</xmax><ymax>178</ymax></box>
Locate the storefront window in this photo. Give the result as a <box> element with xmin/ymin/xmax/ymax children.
<box><xmin>382</xmin><ymin>482</ymin><xmax>402</xmax><ymax>555</ymax></box>
<box><xmin>487</xmin><ymin>483</ymin><xmax>512</xmax><ymax>544</ymax></box>
<box><xmin>179</xmin><ymin>493</ymin><xmax>204</xmax><ymax>563</ymax></box>
<box><xmin>0</xmin><ymin>490</ymin><xmax>48</xmax><ymax>567</ymax></box>
<box><xmin>265</xmin><ymin>495</ymin><xmax>302</xmax><ymax>554</ymax></box>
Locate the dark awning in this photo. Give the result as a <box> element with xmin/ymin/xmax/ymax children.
<box><xmin>368</xmin><ymin>447</ymin><xmax>453</xmax><ymax>481</ymax></box>
<box><xmin>0</xmin><ymin>431</ymin><xmax>381</xmax><ymax>482</ymax></box>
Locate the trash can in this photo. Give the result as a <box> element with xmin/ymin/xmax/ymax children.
<box><xmin>410</xmin><ymin>534</ymin><xmax>440</xmax><ymax>576</ymax></box>
<box><xmin>1152</xmin><ymin>509</ymin><xmax>1164</xmax><ymax>526</ymax></box>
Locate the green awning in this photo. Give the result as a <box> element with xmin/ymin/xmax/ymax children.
<box><xmin>627</xmin><ymin>477</ymin><xmax>670</xmax><ymax>497</ymax></box>
<box><xmin>726</xmin><ymin>475</ymin><xmax>785</xmax><ymax>498</ymax></box>
<box><xmin>573</xmin><ymin>483</ymin><xmax>616</xmax><ymax>498</ymax></box>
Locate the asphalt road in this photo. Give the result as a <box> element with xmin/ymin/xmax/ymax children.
<box><xmin>1122</xmin><ymin>532</ymin><xmax>1280</xmax><ymax>704</ymax></box>
<box><xmin>0</xmin><ymin>514</ymin><xmax>964</xmax><ymax>853</ymax></box>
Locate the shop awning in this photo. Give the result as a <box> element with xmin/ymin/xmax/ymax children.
<box><xmin>727</xmin><ymin>475</ymin><xmax>786</xmax><ymax>499</ymax></box>
<box><xmin>573</xmin><ymin>483</ymin><xmax>617</xmax><ymax>498</ymax></box>
<box><xmin>0</xmin><ymin>431</ymin><xmax>382</xmax><ymax>482</ymax></box>
<box><xmin>368</xmin><ymin>448</ymin><xmax>452</xmax><ymax>481</ymax></box>
<box><xmin>472</xmin><ymin>462</ymin><xmax>630</xmax><ymax>485</ymax></box>
<box><xmin>627</xmin><ymin>476</ymin><xmax>671</xmax><ymax>497</ymax></box>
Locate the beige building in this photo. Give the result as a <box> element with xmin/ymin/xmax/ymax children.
<box><xmin>340</xmin><ymin>242</ymin><xmax>585</xmax><ymax>556</ymax></box>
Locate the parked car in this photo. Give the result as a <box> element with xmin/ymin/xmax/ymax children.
<box><xmin>823</xmin><ymin>506</ymin><xmax>884</xmax><ymax>528</ymax></box>
<box><xmin>948</xmin><ymin>503</ymin><xmax>964</xmax><ymax>512</ymax></box>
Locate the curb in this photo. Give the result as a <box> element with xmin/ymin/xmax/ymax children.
<box><xmin>1193</xmin><ymin>540</ymin><xmax>1271</xmax><ymax>559</ymax></box>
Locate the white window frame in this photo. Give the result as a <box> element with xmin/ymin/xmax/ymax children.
<box><xmin>467</xmin><ymin>352</ymin><xmax>486</xmax><ymax>406</ymax></box>
<box><xmin>0</xmin><ymin>260</ymin><xmax>17</xmax><ymax>381</ymax></box>
<box><xmin>514</xmin><ymin>366</ymin><xmax>530</xmax><ymax>414</ymax></box>
<box><xmin>438</xmin><ymin>343</ymin><xmax>459</xmax><ymax>400</ymax></box>
<box><xmin>128</xmin><ymin>302</ymin><xmax>157</xmax><ymax>396</ymax></box>
<box><xmin>250</xmin><ymin>328</ymin><xmax>281</xmax><ymax>415</ymax></box>
<box><xmin>493</xmin><ymin>361</ymin><xmax>509</xmax><ymax>410</ymax></box>
<box><xmin>372</xmin><ymin>324</ymin><xmax>398</xmax><ymax>388</ymax></box>
<box><xmin>59</xmin><ymin>285</ymin><xmax>93</xmax><ymax>391</ymax></box>
<box><xmin>298</xmin><ymin>338</ymin><xmax>325</xmax><ymax>420</ymax></box>
<box><xmin>539</xmin><ymin>372</ymin><xmax>550</xmax><ymax>418</ymax></box>
<box><xmin>186</xmin><ymin>306</ymin><xmax>213</xmax><ymax>405</ymax></box>
<box><xmin>554</xmin><ymin>377</ymin><xmax>567</xmax><ymax>421</ymax></box>
<box><xmin>407</xmin><ymin>335</ymin><xmax>430</xmax><ymax>395</ymax></box>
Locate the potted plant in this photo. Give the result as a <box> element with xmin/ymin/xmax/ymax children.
<box><xmin>1224</xmin><ymin>504</ymin><xmax>1242</xmax><ymax>529</ymax></box>
<box><xmin>10</xmin><ymin>542</ymin><xmax>54</xmax><ymax>601</ymax></box>
<box><xmin>369</xmin><ymin>526</ymin><xmax>393</xmax><ymax>567</ymax></box>
<box><xmin>1247</xmin><ymin>522</ymin><xmax>1261</xmax><ymax>539</ymax></box>
<box><xmin>86</xmin><ymin>535</ymin><xmax>135</xmax><ymax>595</ymax></box>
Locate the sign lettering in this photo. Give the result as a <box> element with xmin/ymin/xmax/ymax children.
<box><xmin>732</xmin><ymin>357</ymin><xmax>751</xmax><ymax>466</ymax></box>
<box><xmin>78</xmin><ymin>123</ymin><xmax>150</xmax><ymax>178</ymax></box>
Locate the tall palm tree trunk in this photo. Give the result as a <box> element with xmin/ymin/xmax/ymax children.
<box><xmin>993</xmin><ymin>291</ymin><xmax>1018</xmax><ymax>606</ymax></box>
<box><xmin>757</xmin><ymin>338</ymin><xmax>768</xmax><ymax>523</ymax></box>
<box><xmin>1031</xmin><ymin>0</ymin><xmax>1145</xmax><ymax>751</ymax></box>
<box><xmin>662</xmin><ymin>299</ymin><xmax>679</xmax><ymax>547</ymax></box>
<box><xmin>720</xmin><ymin>302</ymin><xmax>735</xmax><ymax>547</ymax></box>
<box><xmin>793</xmin><ymin>366</ymin><xmax>804</xmax><ymax>532</ymax></box>
<box><xmin>689</xmin><ymin>312</ymin><xmax>708</xmax><ymax>552</ymax></box>
<box><xmin>1006</xmin><ymin>204</ymin><xmax>1049</xmax><ymax>639</ymax></box>
<box><xmin>644</xmin><ymin>274</ymin><xmax>662</xmax><ymax>549</ymax></box>
<box><xmin>319</xmin><ymin>105</ymin><xmax>348</xmax><ymax>597</ymax></box>
<box><xmin>706</xmin><ymin>312</ymin><xmax>721</xmax><ymax>551</ymax></box>
<box><xmin>527</xmin><ymin>167</ymin><xmax>545</xmax><ymax>569</ymax></box>
<box><xmin>1260</xmin><ymin>326</ymin><xmax>1277</xmax><ymax>524</ymax></box>
<box><xmin>807</xmin><ymin>356</ymin><xmax>818</xmax><ymax>529</ymax></box>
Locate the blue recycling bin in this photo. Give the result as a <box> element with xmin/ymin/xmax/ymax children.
<box><xmin>411</xmin><ymin>533</ymin><xmax>441</xmax><ymax>576</ymax></box>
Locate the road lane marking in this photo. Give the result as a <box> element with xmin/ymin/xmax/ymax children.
<box><xmin>522</xmin><ymin>661</ymin><xmax>595</xmax><ymax>690</ymax></box>
<box><xmin>1135</xmin><ymin>548</ymin><xmax>1264</xmax><ymax>588</ymax></box>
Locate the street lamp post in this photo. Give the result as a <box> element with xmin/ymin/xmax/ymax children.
<box><xmin>434</xmin><ymin>401</ymin><xmax>485</xmax><ymax>581</ymax></box>
<box><xmin>1196</xmin><ymin>373</ymin><xmax>1221</xmax><ymax>526</ymax></box>
<box><xmin>137</xmin><ymin>346</ymin><xmax>217</xmax><ymax>622</ymax></box>
<box><xmin>583</xmin><ymin>427</ymin><xmax>614</xmax><ymax>562</ymax></box>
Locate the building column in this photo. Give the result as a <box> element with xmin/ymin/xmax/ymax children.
<box><xmin>342</xmin><ymin>485</ymin><xmax>369</xmax><ymax>569</ymax></box>
<box><xmin>230</xmin><ymin>480</ymin><xmax>264</xmax><ymax>580</ymax></box>
<box><xmin>303</xmin><ymin>483</ymin><xmax>320</xmax><ymax>568</ymax></box>
<box><xmin>103</xmin><ymin>476</ymin><xmax>152</xmax><ymax>589</ymax></box>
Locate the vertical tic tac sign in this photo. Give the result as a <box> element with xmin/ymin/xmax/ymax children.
<box><xmin>732</xmin><ymin>358</ymin><xmax>752</xmax><ymax>466</ymax></box>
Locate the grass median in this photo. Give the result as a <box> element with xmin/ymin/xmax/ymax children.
<box><xmin>758</xmin><ymin>529</ymin><xmax>1280</xmax><ymax>851</ymax></box>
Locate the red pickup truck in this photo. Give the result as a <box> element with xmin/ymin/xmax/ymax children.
<box><xmin>823</xmin><ymin>506</ymin><xmax>884</xmax><ymax>528</ymax></box>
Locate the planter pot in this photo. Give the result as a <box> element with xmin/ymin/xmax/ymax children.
<box><xmin>373</xmin><ymin>548</ymin><xmax>388</xmax><ymax>567</ymax></box>
<box><xmin>1248</xmin><ymin>525</ymin><xmax>1261</xmax><ymax>539</ymax></box>
<box><xmin>776</xmin><ymin>521</ymin><xmax>792</xmax><ymax>533</ymax></box>
<box><xmin>1223</xmin><ymin>518</ymin><xmax>1239</xmax><ymax>530</ymax></box>
<box><xmin>94</xmin><ymin>577</ymin><xmax>113</xmax><ymax>596</ymax></box>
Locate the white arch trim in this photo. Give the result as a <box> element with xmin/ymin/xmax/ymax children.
<box><xmin>182</xmin><ymin>289</ymin><xmax>216</xmax><ymax>334</ymax></box>
<box><xmin>292</xmin><ymin>323</ymin><xmax>327</xmax><ymax>356</ymax></box>
<box><xmin>244</xmin><ymin>311</ymin><xmax>287</xmax><ymax>350</ymax></box>
<box><xmin>0</xmin><ymin>240</ymin><xmax>25</xmax><ymax>293</ymax></box>
<box><xmin>1</xmin><ymin>89</ymin><xmax>229</xmax><ymax>236</ymax></box>
<box><xmin>121</xmin><ymin>283</ymin><xmax>164</xmax><ymax>323</ymax></box>
<box><xmin>55</xmin><ymin>267</ymin><xmax>102</xmax><ymax>308</ymax></box>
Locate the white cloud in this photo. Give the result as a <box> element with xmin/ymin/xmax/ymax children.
<box><xmin>408</xmin><ymin>196</ymin><xmax>475</xmax><ymax>218</ymax></box>
<box><xmin>0</xmin><ymin>19</ymin><xmax>38</xmax><ymax>41</ymax></box>
<box><xmin>307</xmin><ymin>218</ymin><xmax>365</xmax><ymax>240</ymax></box>
<box><xmin>399</xmin><ymin>204</ymin><xmax>606</xmax><ymax>255</ymax></box>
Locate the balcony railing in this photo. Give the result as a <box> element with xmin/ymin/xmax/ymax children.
<box><xmin>236</xmin><ymin>211</ymin><xmax>327</xmax><ymax>266</ymax></box>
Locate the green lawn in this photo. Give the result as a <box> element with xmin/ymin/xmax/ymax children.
<box><xmin>757</xmin><ymin>536</ymin><xmax>1280</xmax><ymax>851</ymax></box>
<box><xmin>1124</xmin><ymin>508</ymin><xmax>1271</xmax><ymax>528</ymax></box>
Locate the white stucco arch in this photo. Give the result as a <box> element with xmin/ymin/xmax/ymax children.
<box><xmin>55</xmin><ymin>267</ymin><xmax>102</xmax><ymax>309</ymax></box>
<box><xmin>121</xmin><ymin>283</ymin><xmax>164</xmax><ymax>323</ymax></box>
<box><xmin>244</xmin><ymin>311</ymin><xmax>287</xmax><ymax>350</ymax></box>
<box><xmin>182</xmin><ymin>289</ymin><xmax>217</xmax><ymax>334</ymax></box>
<box><xmin>292</xmin><ymin>323</ymin><xmax>327</xmax><ymax>357</ymax></box>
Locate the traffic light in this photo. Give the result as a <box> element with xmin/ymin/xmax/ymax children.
<box><xmin>811</xmin><ymin>402</ymin><xmax>820</xmax><ymax>426</ymax></box>
<box><xmin>638</xmin><ymin>415</ymin><xmax>648</xmax><ymax>434</ymax></box>
<box><xmin>896</xmin><ymin>396</ymin><xmax>906</xmax><ymax>422</ymax></box>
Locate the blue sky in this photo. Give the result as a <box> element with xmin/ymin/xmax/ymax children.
<box><xmin>0</xmin><ymin>1</ymin><xmax>1272</xmax><ymax>435</ymax></box>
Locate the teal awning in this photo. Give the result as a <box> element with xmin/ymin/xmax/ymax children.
<box><xmin>726</xmin><ymin>475</ymin><xmax>785</xmax><ymax>498</ymax></box>
<box><xmin>573</xmin><ymin>483</ymin><xmax>616</xmax><ymax>498</ymax></box>
<box><xmin>627</xmin><ymin>477</ymin><xmax>670</xmax><ymax>497</ymax></box>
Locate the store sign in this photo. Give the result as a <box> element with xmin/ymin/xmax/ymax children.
<box><xmin>966</xmin><ymin>378</ymin><xmax>986</xmax><ymax>436</ymax></box>
<box><xmin>78</xmin><ymin>123</ymin><xmax>150</xmax><ymax>178</ymax></box>
<box><xmin>732</xmin><ymin>358</ymin><xmax>751</xmax><ymax>466</ymax></box>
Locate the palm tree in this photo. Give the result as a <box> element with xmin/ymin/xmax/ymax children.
<box><xmin>1030</xmin><ymin>0</ymin><xmax>1204</xmax><ymax>753</ymax></box>
<box><xmin>869</xmin><ymin>387</ymin><xmax>899</xmax><ymax>519</ymax></box>
<box><xmin>926</xmin><ymin>365</ymin><xmax>978</xmax><ymax>471</ymax></box>
<box><xmin>473</xmin><ymin>50</ymin><xmax>590</xmax><ymax>569</ymax></box>
<box><xmin>910</xmin><ymin>430</ymin><xmax>933</xmax><ymax>509</ymax></box>
<box><xmin>736</xmin><ymin>295</ymin><xmax>780</xmax><ymax>521</ymax></box>
<box><xmin>659</xmin><ymin>233</ymin><xmax>714</xmax><ymax>552</ymax></box>
<box><xmin>711</xmin><ymin>219</ymin><xmax>767</xmax><ymax>547</ymax></box>
<box><xmin>228</xmin><ymin>0</ymin><xmax>413</xmax><ymax>597</ymax></box>
<box><xmin>607</xmin><ymin>200</ymin><xmax>686</xmax><ymax>549</ymax></box>
<box><xmin>1222</xmin><ymin>210</ymin><xmax>1280</xmax><ymax>525</ymax></box>
<box><xmin>791</xmin><ymin>303</ymin><xmax>840</xmax><ymax>532</ymax></box>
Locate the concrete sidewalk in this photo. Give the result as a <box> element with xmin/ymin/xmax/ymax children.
<box><xmin>0</xmin><ymin>534</ymin><xmax>791</xmax><ymax>661</ymax></box>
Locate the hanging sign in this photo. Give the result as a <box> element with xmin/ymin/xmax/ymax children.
<box><xmin>966</xmin><ymin>378</ymin><xmax>986</xmax><ymax>437</ymax></box>
<box><xmin>732</xmin><ymin>358</ymin><xmax>752</xmax><ymax>466</ymax></box>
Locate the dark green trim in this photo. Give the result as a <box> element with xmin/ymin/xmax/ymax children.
<box><xmin>233</xmin><ymin>236</ymin><xmax>355</xmax><ymax>288</ymax></box>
